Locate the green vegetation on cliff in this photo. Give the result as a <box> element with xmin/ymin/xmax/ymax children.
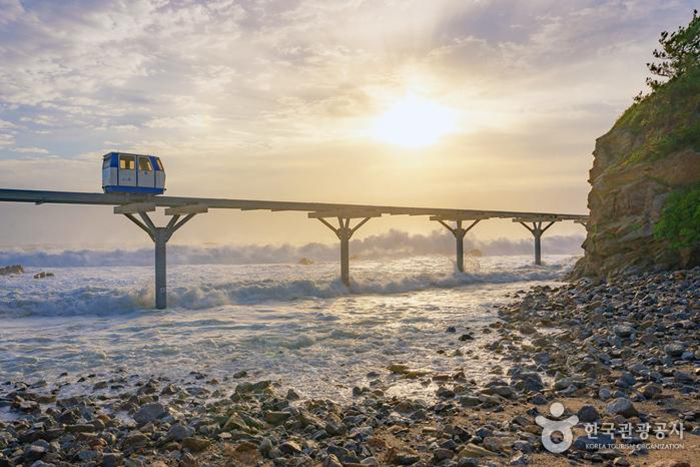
<box><xmin>615</xmin><ymin>67</ymin><xmax>700</xmax><ymax>165</ymax></box>
<box><xmin>654</xmin><ymin>182</ymin><xmax>700</xmax><ymax>251</ymax></box>
<box><xmin>615</xmin><ymin>10</ymin><xmax>700</xmax><ymax>165</ymax></box>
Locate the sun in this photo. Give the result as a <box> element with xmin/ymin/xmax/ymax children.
<box><xmin>371</xmin><ymin>94</ymin><xmax>457</xmax><ymax>148</ymax></box>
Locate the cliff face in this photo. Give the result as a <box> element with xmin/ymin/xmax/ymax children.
<box><xmin>575</xmin><ymin>68</ymin><xmax>700</xmax><ymax>278</ymax></box>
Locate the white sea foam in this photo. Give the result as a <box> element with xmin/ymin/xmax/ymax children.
<box><xmin>0</xmin><ymin>254</ymin><xmax>579</xmax><ymax>401</ymax></box>
<box><xmin>0</xmin><ymin>255</ymin><xmax>574</xmax><ymax>317</ymax></box>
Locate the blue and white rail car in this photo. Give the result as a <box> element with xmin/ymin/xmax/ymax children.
<box><xmin>102</xmin><ymin>152</ymin><xmax>166</xmax><ymax>195</ymax></box>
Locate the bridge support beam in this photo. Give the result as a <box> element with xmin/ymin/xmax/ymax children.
<box><xmin>515</xmin><ymin>219</ymin><xmax>556</xmax><ymax>265</ymax></box>
<box><xmin>432</xmin><ymin>217</ymin><xmax>482</xmax><ymax>273</ymax></box>
<box><xmin>311</xmin><ymin>211</ymin><xmax>380</xmax><ymax>287</ymax></box>
<box><xmin>118</xmin><ymin>204</ymin><xmax>206</xmax><ymax>309</ymax></box>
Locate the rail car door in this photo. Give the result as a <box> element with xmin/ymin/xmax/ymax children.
<box><xmin>118</xmin><ymin>154</ymin><xmax>136</xmax><ymax>187</ymax></box>
<box><xmin>137</xmin><ymin>156</ymin><xmax>155</xmax><ymax>189</ymax></box>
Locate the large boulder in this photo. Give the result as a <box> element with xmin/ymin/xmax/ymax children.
<box><xmin>0</xmin><ymin>265</ymin><xmax>24</xmax><ymax>276</ymax></box>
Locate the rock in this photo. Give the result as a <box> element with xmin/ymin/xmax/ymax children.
<box><xmin>533</xmin><ymin>352</ymin><xmax>550</xmax><ymax>364</ymax></box>
<box><xmin>665</xmin><ymin>344</ymin><xmax>686</xmax><ymax>358</ymax></box>
<box><xmin>279</xmin><ymin>441</ymin><xmax>302</xmax><ymax>454</ymax></box>
<box><xmin>30</xmin><ymin>462</ymin><xmax>55</xmax><ymax>467</ymax></box>
<box><xmin>160</xmin><ymin>384</ymin><xmax>178</xmax><ymax>395</ymax></box>
<box><xmin>0</xmin><ymin>265</ymin><xmax>24</xmax><ymax>275</ymax></box>
<box><xmin>510</xmin><ymin>451</ymin><xmax>528</xmax><ymax>465</ymax></box>
<box><xmin>102</xmin><ymin>453</ymin><xmax>122</xmax><ymax>467</ymax></box>
<box><xmin>24</xmin><ymin>445</ymin><xmax>46</xmax><ymax>462</ymax></box>
<box><xmin>77</xmin><ymin>450</ymin><xmax>100</xmax><ymax>462</ymax></box>
<box><xmin>286</xmin><ymin>388</ymin><xmax>300</xmax><ymax>400</ymax></box>
<box><xmin>133</xmin><ymin>402</ymin><xmax>168</xmax><ymax>425</ymax></box>
<box><xmin>512</xmin><ymin>441</ymin><xmax>533</xmax><ymax>453</ymax></box>
<box><xmin>483</xmin><ymin>436</ymin><xmax>516</xmax><ymax>453</ymax></box>
<box><xmin>529</xmin><ymin>394</ymin><xmax>547</xmax><ymax>405</ymax></box>
<box><xmin>491</xmin><ymin>385</ymin><xmax>517</xmax><ymax>399</ymax></box>
<box><xmin>388</xmin><ymin>363</ymin><xmax>410</xmax><ymax>374</ymax></box>
<box><xmin>457</xmin><ymin>443</ymin><xmax>497</xmax><ymax>458</ymax></box>
<box><xmin>325</xmin><ymin>418</ymin><xmax>346</xmax><ymax>436</ymax></box>
<box><xmin>605</xmin><ymin>398</ymin><xmax>639</xmax><ymax>418</ymax></box>
<box><xmin>264</xmin><ymin>411</ymin><xmax>291</xmax><ymax>425</ymax></box>
<box><xmin>168</xmin><ymin>423</ymin><xmax>195</xmax><ymax>441</ymax></box>
<box><xmin>554</xmin><ymin>377</ymin><xmax>574</xmax><ymax>390</ymax></box>
<box><xmin>182</xmin><ymin>437</ymin><xmax>211</xmax><ymax>452</ymax></box>
<box><xmin>641</xmin><ymin>383</ymin><xmax>663</xmax><ymax>399</ymax></box>
<box><xmin>392</xmin><ymin>453</ymin><xmax>421</xmax><ymax>465</ymax></box>
<box><xmin>650</xmin><ymin>461</ymin><xmax>691</xmax><ymax>467</ymax></box>
<box><xmin>577</xmin><ymin>405</ymin><xmax>600</xmax><ymax>423</ymax></box>
<box><xmin>433</xmin><ymin>448</ymin><xmax>454</xmax><ymax>461</ymax></box>
<box><xmin>323</xmin><ymin>455</ymin><xmax>343</xmax><ymax>467</ymax></box>
<box><xmin>298</xmin><ymin>257</ymin><xmax>314</xmax><ymax>265</ymax></box>
<box><xmin>613</xmin><ymin>325</ymin><xmax>634</xmax><ymax>337</ymax></box>
<box><xmin>673</xmin><ymin>371</ymin><xmax>694</xmax><ymax>384</ymax></box>
<box><xmin>123</xmin><ymin>431</ymin><xmax>149</xmax><ymax>449</ymax></box>
<box><xmin>459</xmin><ymin>396</ymin><xmax>482</xmax><ymax>407</ymax></box>
<box><xmin>179</xmin><ymin>452</ymin><xmax>197</xmax><ymax>467</ymax></box>
<box><xmin>235</xmin><ymin>380</ymin><xmax>271</xmax><ymax>394</ymax></box>
<box><xmin>259</xmin><ymin>437</ymin><xmax>274</xmax><ymax>456</ymax></box>
<box><xmin>224</xmin><ymin>413</ymin><xmax>249</xmax><ymax>431</ymax></box>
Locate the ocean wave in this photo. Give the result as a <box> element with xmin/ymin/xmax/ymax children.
<box><xmin>0</xmin><ymin>257</ymin><xmax>573</xmax><ymax>318</ymax></box>
<box><xmin>0</xmin><ymin>231</ymin><xmax>584</xmax><ymax>267</ymax></box>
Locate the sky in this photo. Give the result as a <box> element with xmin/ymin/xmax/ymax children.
<box><xmin>0</xmin><ymin>0</ymin><xmax>695</xmax><ymax>249</ymax></box>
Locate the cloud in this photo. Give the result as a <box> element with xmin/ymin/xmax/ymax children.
<box><xmin>0</xmin><ymin>0</ymin><xmax>694</xmax><ymax>246</ymax></box>
<box><xmin>11</xmin><ymin>147</ymin><xmax>49</xmax><ymax>154</ymax></box>
<box><xmin>0</xmin><ymin>119</ymin><xmax>17</xmax><ymax>129</ymax></box>
<box><xmin>0</xmin><ymin>0</ymin><xmax>24</xmax><ymax>25</ymax></box>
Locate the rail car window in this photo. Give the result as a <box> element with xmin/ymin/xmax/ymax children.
<box><xmin>138</xmin><ymin>157</ymin><xmax>153</xmax><ymax>171</ymax></box>
<box><xmin>119</xmin><ymin>155</ymin><xmax>135</xmax><ymax>170</ymax></box>
<box><xmin>155</xmin><ymin>159</ymin><xmax>164</xmax><ymax>171</ymax></box>
<box><xmin>102</xmin><ymin>157</ymin><xmax>111</xmax><ymax>169</ymax></box>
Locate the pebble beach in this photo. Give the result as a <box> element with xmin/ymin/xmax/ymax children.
<box><xmin>2</xmin><ymin>266</ymin><xmax>699</xmax><ymax>466</ymax></box>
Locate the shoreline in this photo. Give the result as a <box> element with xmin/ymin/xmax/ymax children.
<box><xmin>1</xmin><ymin>267</ymin><xmax>699</xmax><ymax>466</ymax></box>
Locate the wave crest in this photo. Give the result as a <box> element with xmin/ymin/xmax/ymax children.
<box><xmin>0</xmin><ymin>257</ymin><xmax>574</xmax><ymax>318</ymax></box>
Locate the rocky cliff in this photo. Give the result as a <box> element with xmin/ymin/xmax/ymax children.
<box><xmin>574</xmin><ymin>67</ymin><xmax>700</xmax><ymax>278</ymax></box>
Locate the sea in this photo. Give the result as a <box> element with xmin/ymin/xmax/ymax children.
<box><xmin>0</xmin><ymin>254</ymin><xmax>578</xmax><ymax>403</ymax></box>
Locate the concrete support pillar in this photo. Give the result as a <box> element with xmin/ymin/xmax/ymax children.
<box><xmin>154</xmin><ymin>228</ymin><xmax>168</xmax><ymax>309</ymax></box>
<box><xmin>121</xmin><ymin>209</ymin><xmax>199</xmax><ymax>309</ymax></box>
<box><xmin>315</xmin><ymin>215</ymin><xmax>373</xmax><ymax>287</ymax></box>
<box><xmin>339</xmin><ymin>226</ymin><xmax>351</xmax><ymax>286</ymax></box>
<box><xmin>517</xmin><ymin>220</ymin><xmax>555</xmax><ymax>266</ymax></box>
<box><xmin>533</xmin><ymin>228</ymin><xmax>542</xmax><ymax>266</ymax></box>
<box><xmin>455</xmin><ymin>228</ymin><xmax>466</xmax><ymax>273</ymax></box>
<box><xmin>432</xmin><ymin>218</ymin><xmax>481</xmax><ymax>273</ymax></box>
